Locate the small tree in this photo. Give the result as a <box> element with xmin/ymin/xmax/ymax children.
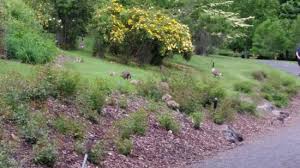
<box><xmin>252</xmin><ymin>19</ymin><xmax>291</xmax><ymax>59</ymax></box>
<box><xmin>25</xmin><ymin>0</ymin><xmax>93</xmax><ymax>50</ymax></box>
<box><xmin>91</xmin><ymin>1</ymin><xmax>193</xmax><ymax>65</ymax></box>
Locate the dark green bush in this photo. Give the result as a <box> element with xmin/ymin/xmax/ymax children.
<box><xmin>191</xmin><ymin>112</ymin><xmax>203</xmax><ymax>129</ymax></box>
<box><xmin>116</xmin><ymin>110</ymin><xmax>148</xmax><ymax>139</ymax></box>
<box><xmin>33</xmin><ymin>140</ymin><xmax>58</xmax><ymax>167</ymax></box>
<box><xmin>53</xmin><ymin>117</ymin><xmax>85</xmax><ymax>140</ymax></box>
<box><xmin>55</xmin><ymin>71</ymin><xmax>80</xmax><ymax>97</ymax></box>
<box><xmin>168</xmin><ymin>73</ymin><xmax>202</xmax><ymax>114</ymax></box>
<box><xmin>116</xmin><ymin>138</ymin><xmax>133</xmax><ymax>156</ymax></box>
<box><xmin>88</xmin><ymin>141</ymin><xmax>104</xmax><ymax>165</ymax></box>
<box><xmin>22</xmin><ymin>113</ymin><xmax>47</xmax><ymax>144</ymax></box>
<box><xmin>236</xmin><ymin>101</ymin><xmax>257</xmax><ymax>115</ymax></box>
<box><xmin>234</xmin><ymin>81</ymin><xmax>254</xmax><ymax>94</ymax></box>
<box><xmin>0</xmin><ymin>145</ymin><xmax>16</xmax><ymax>168</ymax></box>
<box><xmin>4</xmin><ymin>0</ymin><xmax>56</xmax><ymax>64</ymax></box>
<box><xmin>211</xmin><ymin>99</ymin><xmax>235</xmax><ymax>125</ymax></box>
<box><xmin>137</xmin><ymin>80</ymin><xmax>163</xmax><ymax>102</ymax></box>
<box><xmin>252</xmin><ymin>71</ymin><xmax>268</xmax><ymax>81</ymax></box>
<box><xmin>158</xmin><ymin>113</ymin><xmax>180</xmax><ymax>133</ymax></box>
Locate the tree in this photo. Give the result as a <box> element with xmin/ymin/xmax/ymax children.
<box><xmin>252</xmin><ymin>19</ymin><xmax>291</xmax><ymax>59</ymax></box>
<box><xmin>24</xmin><ymin>0</ymin><xmax>93</xmax><ymax>50</ymax></box>
<box><xmin>91</xmin><ymin>1</ymin><xmax>193</xmax><ymax>65</ymax></box>
<box><xmin>280</xmin><ymin>0</ymin><xmax>300</xmax><ymax>19</ymax></box>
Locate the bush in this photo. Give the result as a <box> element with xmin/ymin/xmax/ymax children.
<box><xmin>199</xmin><ymin>79</ymin><xmax>226</xmax><ymax>108</ymax></box>
<box><xmin>158</xmin><ymin>113</ymin><xmax>180</xmax><ymax>134</ymax></box>
<box><xmin>33</xmin><ymin>140</ymin><xmax>58</xmax><ymax>167</ymax></box>
<box><xmin>116</xmin><ymin>138</ymin><xmax>133</xmax><ymax>156</ymax></box>
<box><xmin>55</xmin><ymin>71</ymin><xmax>80</xmax><ymax>97</ymax></box>
<box><xmin>4</xmin><ymin>0</ymin><xmax>56</xmax><ymax>64</ymax></box>
<box><xmin>76</xmin><ymin>79</ymin><xmax>108</xmax><ymax>119</ymax></box>
<box><xmin>92</xmin><ymin>1</ymin><xmax>193</xmax><ymax>65</ymax></box>
<box><xmin>116</xmin><ymin>110</ymin><xmax>148</xmax><ymax>139</ymax></box>
<box><xmin>137</xmin><ymin>80</ymin><xmax>163</xmax><ymax>102</ymax></box>
<box><xmin>53</xmin><ymin>117</ymin><xmax>85</xmax><ymax>140</ymax></box>
<box><xmin>191</xmin><ymin>112</ymin><xmax>203</xmax><ymax>129</ymax></box>
<box><xmin>168</xmin><ymin>73</ymin><xmax>202</xmax><ymax>114</ymax></box>
<box><xmin>211</xmin><ymin>99</ymin><xmax>235</xmax><ymax>125</ymax></box>
<box><xmin>88</xmin><ymin>141</ymin><xmax>104</xmax><ymax>165</ymax></box>
<box><xmin>252</xmin><ymin>71</ymin><xmax>268</xmax><ymax>81</ymax></box>
<box><xmin>235</xmin><ymin>101</ymin><xmax>257</xmax><ymax>115</ymax></box>
<box><xmin>0</xmin><ymin>145</ymin><xmax>16</xmax><ymax>168</ymax></box>
<box><xmin>234</xmin><ymin>81</ymin><xmax>254</xmax><ymax>94</ymax></box>
<box><xmin>22</xmin><ymin>112</ymin><xmax>47</xmax><ymax>144</ymax></box>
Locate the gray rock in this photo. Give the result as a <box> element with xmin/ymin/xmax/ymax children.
<box><xmin>222</xmin><ymin>125</ymin><xmax>244</xmax><ymax>143</ymax></box>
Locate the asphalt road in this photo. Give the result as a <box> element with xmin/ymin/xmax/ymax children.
<box><xmin>189</xmin><ymin>60</ymin><xmax>300</xmax><ymax>168</ymax></box>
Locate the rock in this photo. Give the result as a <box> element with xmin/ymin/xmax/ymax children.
<box><xmin>222</xmin><ymin>125</ymin><xmax>243</xmax><ymax>143</ymax></box>
<box><xmin>159</xmin><ymin>82</ymin><xmax>170</xmax><ymax>93</ymax></box>
<box><xmin>162</xmin><ymin>94</ymin><xmax>173</xmax><ymax>102</ymax></box>
<box><xmin>257</xmin><ymin>101</ymin><xmax>275</xmax><ymax>113</ymax></box>
<box><xmin>168</xmin><ymin>130</ymin><xmax>173</xmax><ymax>135</ymax></box>
<box><xmin>130</xmin><ymin>79</ymin><xmax>140</xmax><ymax>85</ymax></box>
<box><xmin>109</xmin><ymin>72</ymin><xmax>117</xmax><ymax>77</ymax></box>
<box><xmin>272</xmin><ymin>112</ymin><xmax>290</xmax><ymax>124</ymax></box>
<box><xmin>121</xmin><ymin>71</ymin><xmax>132</xmax><ymax>80</ymax></box>
<box><xmin>167</xmin><ymin>100</ymin><xmax>180</xmax><ymax>110</ymax></box>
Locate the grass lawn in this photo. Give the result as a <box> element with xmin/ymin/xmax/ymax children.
<box><xmin>1</xmin><ymin>37</ymin><xmax>299</xmax><ymax>95</ymax></box>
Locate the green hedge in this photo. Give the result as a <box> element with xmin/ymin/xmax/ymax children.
<box><xmin>4</xmin><ymin>0</ymin><xmax>56</xmax><ymax>64</ymax></box>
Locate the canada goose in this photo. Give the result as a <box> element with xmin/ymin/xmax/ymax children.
<box><xmin>211</xmin><ymin>62</ymin><xmax>222</xmax><ymax>77</ymax></box>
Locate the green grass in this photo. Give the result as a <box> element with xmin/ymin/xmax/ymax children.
<box><xmin>172</xmin><ymin>55</ymin><xmax>300</xmax><ymax>95</ymax></box>
<box><xmin>1</xmin><ymin>36</ymin><xmax>299</xmax><ymax>96</ymax></box>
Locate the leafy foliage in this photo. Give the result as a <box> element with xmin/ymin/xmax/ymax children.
<box><xmin>4</xmin><ymin>0</ymin><xmax>56</xmax><ymax>64</ymax></box>
<box><xmin>92</xmin><ymin>1</ymin><xmax>193</xmax><ymax>65</ymax></box>
<box><xmin>158</xmin><ymin>113</ymin><xmax>180</xmax><ymax>133</ymax></box>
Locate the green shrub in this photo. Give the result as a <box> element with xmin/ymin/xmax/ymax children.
<box><xmin>119</xmin><ymin>97</ymin><xmax>128</xmax><ymax>109</ymax></box>
<box><xmin>211</xmin><ymin>99</ymin><xmax>235</xmax><ymax>125</ymax></box>
<box><xmin>234</xmin><ymin>81</ymin><xmax>254</xmax><ymax>94</ymax></box>
<box><xmin>116</xmin><ymin>110</ymin><xmax>148</xmax><ymax>139</ymax></box>
<box><xmin>158</xmin><ymin>113</ymin><xmax>180</xmax><ymax>133</ymax></box>
<box><xmin>137</xmin><ymin>80</ymin><xmax>163</xmax><ymax>101</ymax></box>
<box><xmin>76</xmin><ymin>80</ymin><xmax>107</xmax><ymax>119</ymax></box>
<box><xmin>168</xmin><ymin>73</ymin><xmax>202</xmax><ymax>114</ymax></box>
<box><xmin>0</xmin><ymin>145</ymin><xmax>16</xmax><ymax>168</ymax></box>
<box><xmin>53</xmin><ymin>117</ymin><xmax>85</xmax><ymax>140</ymax></box>
<box><xmin>55</xmin><ymin>71</ymin><xmax>80</xmax><ymax>97</ymax></box>
<box><xmin>260</xmin><ymin>73</ymin><xmax>296</xmax><ymax>108</ymax></box>
<box><xmin>4</xmin><ymin>0</ymin><xmax>56</xmax><ymax>64</ymax></box>
<box><xmin>22</xmin><ymin>112</ymin><xmax>47</xmax><ymax>144</ymax></box>
<box><xmin>88</xmin><ymin>141</ymin><xmax>104</xmax><ymax>165</ymax></box>
<box><xmin>252</xmin><ymin>71</ymin><xmax>268</xmax><ymax>81</ymax></box>
<box><xmin>237</xmin><ymin>101</ymin><xmax>257</xmax><ymax>115</ymax></box>
<box><xmin>191</xmin><ymin>112</ymin><xmax>203</xmax><ymax>129</ymax></box>
<box><xmin>116</xmin><ymin>138</ymin><xmax>133</xmax><ymax>156</ymax></box>
<box><xmin>33</xmin><ymin>140</ymin><xmax>58</xmax><ymax>167</ymax></box>
<box><xmin>199</xmin><ymin>79</ymin><xmax>226</xmax><ymax>108</ymax></box>
<box><xmin>74</xmin><ymin>140</ymin><xmax>86</xmax><ymax>155</ymax></box>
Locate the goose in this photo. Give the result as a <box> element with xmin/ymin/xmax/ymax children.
<box><xmin>211</xmin><ymin>62</ymin><xmax>222</xmax><ymax>77</ymax></box>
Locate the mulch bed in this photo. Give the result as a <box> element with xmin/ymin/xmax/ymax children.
<box><xmin>4</xmin><ymin>93</ymin><xmax>300</xmax><ymax>168</ymax></box>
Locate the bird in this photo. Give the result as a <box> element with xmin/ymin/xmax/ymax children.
<box><xmin>211</xmin><ymin>62</ymin><xmax>222</xmax><ymax>77</ymax></box>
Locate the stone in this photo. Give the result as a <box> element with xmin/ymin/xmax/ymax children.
<box><xmin>121</xmin><ymin>71</ymin><xmax>132</xmax><ymax>80</ymax></box>
<box><xmin>130</xmin><ymin>79</ymin><xmax>140</xmax><ymax>85</ymax></box>
<box><xmin>162</xmin><ymin>94</ymin><xmax>173</xmax><ymax>102</ymax></box>
<box><xmin>167</xmin><ymin>100</ymin><xmax>180</xmax><ymax>110</ymax></box>
<box><xmin>109</xmin><ymin>72</ymin><xmax>117</xmax><ymax>77</ymax></box>
<box><xmin>159</xmin><ymin>82</ymin><xmax>170</xmax><ymax>93</ymax></box>
<box><xmin>222</xmin><ymin>125</ymin><xmax>243</xmax><ymax>143</ymax></box>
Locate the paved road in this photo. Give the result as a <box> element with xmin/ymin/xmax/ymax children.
<box><xmin>260</xmin><ymin>60</ymin><xmax>300</xmax><ymax>76</ymax></box>
<box><xmin>190</xmin><ymin>60</ymin><xmax>300</xmax><ymax>168</ymax></box>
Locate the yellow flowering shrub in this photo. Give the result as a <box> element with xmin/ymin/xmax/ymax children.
<box><xmin>92</xmin><ymin>1</ymin><xmax>193</xmax><ymax>65</ymax></box>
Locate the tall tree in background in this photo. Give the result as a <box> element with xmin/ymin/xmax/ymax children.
<box><xmin>25</xmin><ymin>0</ymin><xmax>93</xmax><ymax>50</ymax></box>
